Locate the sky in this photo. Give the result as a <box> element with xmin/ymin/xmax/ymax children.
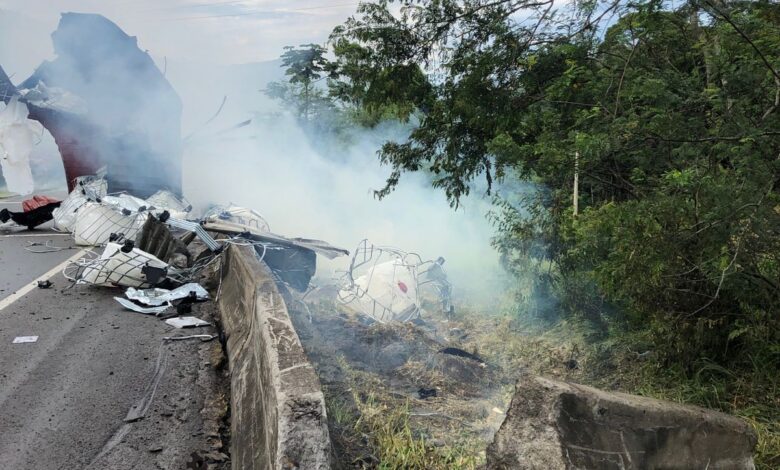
<box><xmin>0</xmin><ymin>0</ymin><xmax>362</xmax><ymax>65</ymax></box>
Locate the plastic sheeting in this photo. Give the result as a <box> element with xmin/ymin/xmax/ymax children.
<box><xmin>52</xmin><ymin>176</ymin><xmax>107</xmax><ymax>231</ymax></box>
<box><xmin>0</xmin><ymin>97</ymin><xmax>42</xmax><ymax>195</ymax></box>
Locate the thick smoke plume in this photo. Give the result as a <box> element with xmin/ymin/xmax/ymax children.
<box><xmin>1</xmin><ymin>10</ymin><xmax>506</xmax><ymax>306</ymax></box>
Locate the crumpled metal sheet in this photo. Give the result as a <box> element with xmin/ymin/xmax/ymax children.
<box><xmin>165</xmin><ymin>316</ymin><xmax>210</xmax><ymax>328</ymax></box>
<box><xmin>125</xmin><ymin>283</ymin><xmax>209</xmax><ymax>306</ymax></box>
<box><xmin>202</xmin><ymin>221</ymin><xmax>349</xmax><ymax>260</ymax></box>
<box><xmin>114</xmin><ymin>296</ymin><xmax>169</xmax><ymax>315</ymax></box>
<box><xmin>203</xmin><ymin>205</ymin><xmax>269</xmax><ymax>232</ymax></box>
<box><xmin>166</xmin><ymin>217</ymin><xmax>221</xmax><ymax>252</ymax></box>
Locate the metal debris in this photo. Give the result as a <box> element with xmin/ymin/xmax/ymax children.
<box><xmin>165</xmin><ymin>316</ymin><xmax>210</xmax><ymax>329</ymax></box>
<box><xmin>162</xmin><ymin>334</ymin><xmax>216</xmax><ymax>342</ymax></box>
<box><xmin>114</xmin><ymin>297</ymin><xmax>170</xmax><ymax>315</ymax></box>
<box><xmin>125</xmin><ymin>283</ymin><xmax>209</xmax><ymax>306</ymax></box>
<box><xmin>13</xmin><ymin>336</ymin><xmax>38</xmax><ymax>344</ymax></box>
<box><xmin>338</xmin><ymin>240</ymin><xmax>453</xmax><ymax>323</ymax></box>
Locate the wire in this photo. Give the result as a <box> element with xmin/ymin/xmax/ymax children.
<box><xmin>24</xmin><ymin>240</ymin><xmax>71</xmax><ymax>253</ymax></box>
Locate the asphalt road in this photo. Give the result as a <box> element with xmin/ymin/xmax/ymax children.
<box><xmin>0</xmin><ymin>195</ymin><xmax>229</xmax><ymax>469</ymax></box>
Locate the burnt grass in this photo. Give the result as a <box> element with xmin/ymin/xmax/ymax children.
<box><xmin>287</xmin><ymin>291</ymin><xmax>519</xmax><ymax>469</ymax></box>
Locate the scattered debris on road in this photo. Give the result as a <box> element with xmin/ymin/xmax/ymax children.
<box><xmin>36</xmin><ymin>280</ymin><xmax>52</xmax><ymax>289</ymax></box>
<box><xmin>114</xmin><ymin>297</ymin><xmax>170</xmax><ymax>315</ymax></box>
<box><xmin>162</xmin><ymin>334</ymin><xmax>216</xmax><ymax>342</ymax></box>
<box><xmin>165</xmin><ymin>316</ymin><xmax>210</xmax><ymax>329</ymax></box>
<box><xmin>12</xmin><ymin>335</ymin><xmax>38</xmax><ymax>344</ymax></box>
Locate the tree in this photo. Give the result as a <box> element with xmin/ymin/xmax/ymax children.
<box><xmin>327</xmin><ymin>0</ymin><xmax>780</xmax><ymax>364</ymax></box>
<box><xmin>265</xmin><ymin>43</ymin><xmax>334</xmax><ymax>122</ymax></box>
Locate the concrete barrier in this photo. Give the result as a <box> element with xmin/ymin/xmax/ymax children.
<box><xmin>487</xmin><ymin>374</ymin><xmax>757</xmax><ymax>469</ymax></box>
<box><xmin>216</xmin><ymin>244</ymin><xmax>331</xmax><ymax>469</ymax></box>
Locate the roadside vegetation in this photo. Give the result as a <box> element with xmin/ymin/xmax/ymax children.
<box><xmin>268</xmin><ymin>0</ymin><xmax>779</xmax><ymax>467</ymax></box>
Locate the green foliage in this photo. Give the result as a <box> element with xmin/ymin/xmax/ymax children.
<box><xmin>328</xmin><ymin>0</ymin><xmax>780</xmax><ymax>370</ymax></box>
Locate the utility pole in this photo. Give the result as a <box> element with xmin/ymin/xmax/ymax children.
<box><xmin>573</xmin><ymin>151</ymin><xmax>579</xmax><ymax>217</ymax></box>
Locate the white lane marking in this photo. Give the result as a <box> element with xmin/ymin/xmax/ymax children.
<box><xmin>0</xmin><ymin>249</ymin><xmax>85</xmax><ymax>312</ymax></box>
<box><xmin>1</xmin><ymin>233</ymin><xmax>71</xmax><ymax>238</ymax></box>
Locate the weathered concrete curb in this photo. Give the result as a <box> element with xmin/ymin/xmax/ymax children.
<box><xmin>487</xmin><ymin>374</ymin><xmax>757</xmax><ymax>470</ymax></box>
<box><xmin>216</xmin><ymin>244</ymin><xmax>331</xmax><ymax>469</ymax></box>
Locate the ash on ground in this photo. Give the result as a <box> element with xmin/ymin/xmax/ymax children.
<box><xmin>289</xmin><ymin>288</ymin><xmax>518</xmax><ymax>469</ymax></box>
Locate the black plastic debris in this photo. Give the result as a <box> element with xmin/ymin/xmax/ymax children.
<box><xmin>438</xmin><ymin>347</ymin><xmax>486</xmax><ymax>365</ymax></box>
<box><xmin>564</xmin><ymin>359</ymin><xmax>579</xmax><ymax>370</ymax></box>
<box><xmin>120</xmin><ymin>239</ymin><xmax>135</xmax><ymax>253</ymax></box>
<box><xmin>141</xmin><ymin>265</ymin><xmax>167</xmax><ymax>286</ymax></box>
<box><xmin>418</xmin><ymin>387</ymin><xmax>437</xmax><ymax>399</ymax></box>
<box><xmin>37</xmin><ymin>280</ymin><xmax>53</xmax><ymax>289</ymax></box>
<box><xmin>0</xmin><ymin>201</ymin><xmax>61</xmax><ymax>230</ymax></box>
<box><xmin>258</xmin><ymin>243</ymin><xmax>317</xmax><ymax>292</ymax></box>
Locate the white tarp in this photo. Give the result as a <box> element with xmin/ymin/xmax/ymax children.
<box><xmin>0</xmin><ymin>97</ymin><xmax>42</xmax><ymax>195</ymax></box>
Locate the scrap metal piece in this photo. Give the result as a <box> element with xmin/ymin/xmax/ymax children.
<box><xmin>203</xmin><ymin>221</ymin><xmax>348</xmax><ymax>259</ymax></box>
<box><xmin>164</xmin><ymin>316</ymin><xmax>210</xmax><ymax>329</ymax></box>
<box><xmin>12</xmin><ymin>336</ymin><xmax>39</xmax><ymax>344</ymax></box>
<box><xmin>166</xmin><ymin>217</ymin><xmax>221</xmax><ymax>252</ymax></box>
<box><xmin>125</xmin><ymin>283</ymin><xmax>209</xmax><ymax>307</ymax></box>
<box><xmin>203</xmin><ymin>204</ymin><xmax>269</xmax><ymax>232</ymax></box>
<box><xmin>162</xmin><ymin>334</ymin><xmax>215</xmax><ymax>342</ymax></box>
<box><xmin>114</xmin><ymin>297</ymin><xmax>170</xmax><ymax>315</ymax></box>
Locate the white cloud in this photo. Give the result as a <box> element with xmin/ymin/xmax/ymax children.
<box><xmin>0</xmin><ymin>0</ymin><xmax>360</xmax><ymax>65</ymax></box>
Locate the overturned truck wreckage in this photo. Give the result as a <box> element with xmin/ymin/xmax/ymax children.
<box><xmin>338</xmin><ymin>239</ymin><xmax>454</xmax><ymax>323</ymax></box>
<box><xmin>0</xmin><ymin>13</ymin><xmax>182</xmax><ymax>196</ymax></box>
